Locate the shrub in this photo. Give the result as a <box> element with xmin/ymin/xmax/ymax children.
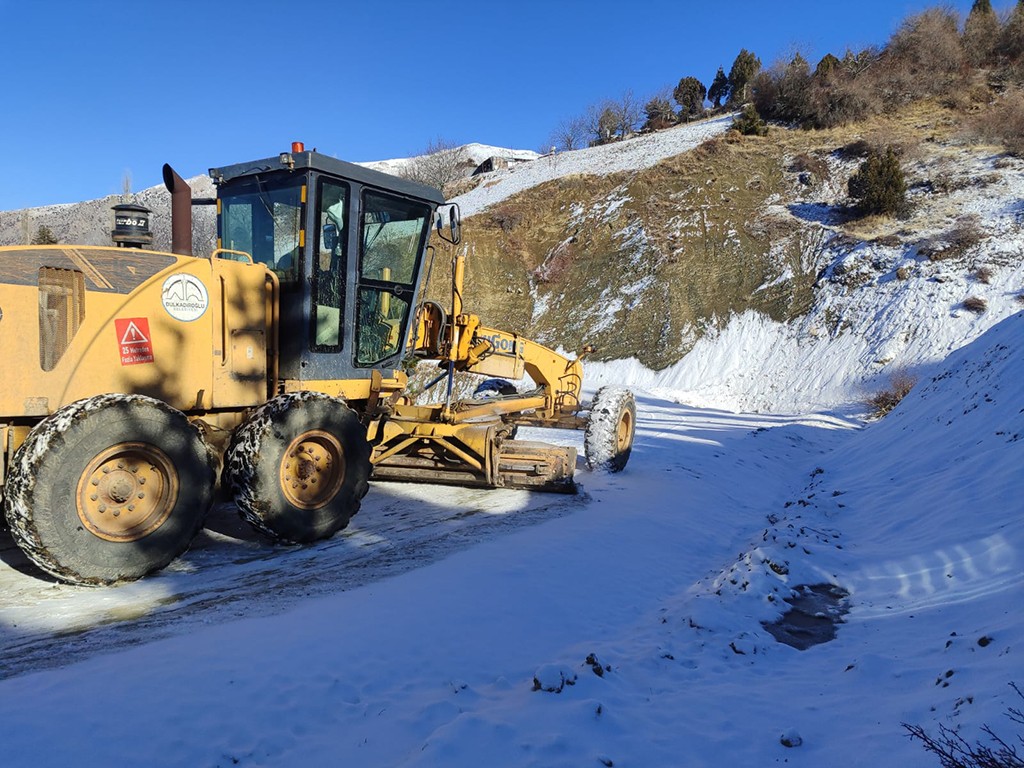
<box><xmin>946</xmin><ymin>215</ymin><xmax>986</xmax><ymax>256</ymax></box>
<box><xmin>904</xmin><ymin>682</ymin><xmax>1024</xmax><ymax>768</ymax></box>
<box><xmin>973</xmin><ymin>266</ymin><xmax>994</xmax><ymax>284</ymax></box>
<box><xmin>848</xmin><ymin>147</ymin><xmax>907</xmax><ymax>216</ymax></box>
<box><xmin>963</xmin><ymin>296</ymin><xmax>988</xmax><ymax>313</ymax></box>
<box><xmin>732</xmin><ymin>103</ymin><xmax>768</xmax><ymax>136</ymax></box>
<box><xmin>868</xmin><ymin>369</ymin><xmax>917</xmax><ymax>417</ymax></box>
<box><xmin>971</xmin><ymin>89</ymin><xmax>1024</xmax><ymax>157</ymax></box>
<box><xmin>789</xmin><ymin>152</ymin><xmax>830</xmax><ymax>181</ymax></box>
<box><xmin>876</xmin><ymin>8</ymin><xmax>966</xmax><ymax>107</ymax></box>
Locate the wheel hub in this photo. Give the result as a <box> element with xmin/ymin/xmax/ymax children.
<box><xmin>280</xmin><ymin>430</ymin><xmax>346</xmax><ymax>510</ymax></box>
<box><xmin>77</xmin><ymin>442</ymin><xmax>177</xmax><ymax>542</ymax></box>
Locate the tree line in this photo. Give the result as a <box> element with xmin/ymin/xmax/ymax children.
<box><xmin>548</xmin><ymin>1</ymin><xmax>1024</xmax><ymax>150</ymax></box>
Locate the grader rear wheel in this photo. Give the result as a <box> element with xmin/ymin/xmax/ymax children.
<box><xmin>2</xmin><ymin>395</ymin><xmax>216</xmax><ymax>585</ymax></box>
<box><xmin>225</xmin><ymin>392</ymin><xmax>371</xmax><ymax>543</ymax></box>
<box><xmin>584</xmin><ymin>387</ymin><xmax>636</xmax><ymax>473</ymax></box>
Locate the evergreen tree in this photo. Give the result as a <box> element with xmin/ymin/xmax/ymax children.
<box><xmin>848</xmin><ymin>147</ymin><xmax>907</xmax><ymax>216</ymax></box>
<box><xmin>708</xmin><ymin>67</ymin><xmax>729</xmax><ymax>108</ymax></box>
<box><xmin>732</xmin><ymin>103</ymin><xmax>768</xmax><ymax>136</ymax></box>
<box><xmin>814</xmin><ymin>53</ymin><xmax>842</xmax><ymax>80</ymax></box>
<box><xmin>727</xmin><ymin>49</ymin><xmax>762</xmax><ymax>106</ymax></box>
<box><xmin>642</xmin><ymin>97</ymin><xmax>677</xmax><ymax>131</ymax></box>
<box><xmin>673</xmin><ymin>76</ymin><xmax>707</xmax><ymax>120</ymax></box>
<box><xmin>964</xmin><ymin>0</ymin><xmax>1001</xmax><ymax>66</ymax></box>
<box><xmin>998</xmin><ymin>0</ymin><xmax>1024</xmax><ymax>62</ymax></box>
<box><xmin>32</xmin><ymin>225</ymin><xmax>58</xmax><ymax>245</ymax></box>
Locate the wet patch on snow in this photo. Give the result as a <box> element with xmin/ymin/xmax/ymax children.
<box><xmin>762</xmin><ymin>583</ymin><xmax>850</xmax><ymax>650</ymax></box>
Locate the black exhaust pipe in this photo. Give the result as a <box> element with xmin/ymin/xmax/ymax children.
<box><xmin>162</xmin><ymin>163</ymin><xmax>192</xmax><ymax>257</ymax></box>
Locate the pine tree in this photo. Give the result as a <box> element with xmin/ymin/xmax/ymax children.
<box><xmin>964</xmin><ymin>0</ymin><xmax>1000</xmax><ymax>66</ymax></box>
<box><xmin>32</xmin><ymin>225</ymin><xmax>58</xmax><ymax>245</ymax></box>
<box><xmin>673</xmin><ymin>76</ymin><xmax>707</xmax><ymax>120</ymax></box>
<box><xmin>848</xmin><ymin>148</ymin><xmax>906</xmax><ymax>216</ymax></box>
<box><xmin>708</xmin><ymin>67</ymin><xmax>729</xmax><ymax>108</ymax></box>
<box><xmin>727</xmin><ymin>49</ymin><xmax>762</xmax><ymax>106</ymax></box>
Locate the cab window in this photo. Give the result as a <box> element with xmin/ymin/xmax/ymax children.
<box><xmin>354</xmin><ymin>192</ymin><xmax>431</xmax><ymax>366</ymax></box>
<box><xmin>312</xmin><ymin>180</ymin><xmax>349</xmax><ymax>350</ymax></box>
<box><xmin>219</xmin><ymin>180</ymin><xmax>304</xmax><ymax>283</ymax></box>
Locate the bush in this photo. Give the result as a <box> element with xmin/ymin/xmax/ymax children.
<box><xmin>732</xmin><ymin>103</ymin><xmax>768</xmax><ymax>136</ymax></box>
<box><xmin>876</xmin><ymin>8</ymin><xmax>966</xmax><ymax>107</ymax></box>
<box><xmin>963</xmin><ymin>296</ymin><xmax>988</xmax><ymax>313</ymax></box>
<box><xmin>974</xmin><ymin>266</ymin><xmax>994</xmax><ymax>284</ymax></box>
<box><xmin>971</xmin><ymin>89</ymin><xmax>1024</xmax><ymax>157</ymax></box>
<box><xmin>946</xmin><ymin>215</ymin><xmax>987</xmax><ymax>257</ymax></box>
<box><xmin>904</xmin><ymin>682</ymin><xmax>1024</xmax><ymax>768</ymax></box>
<box><xmin>868</xmin><ymin>369</ymin><xmax>917</xmax><ymax>417</ymax></box>
<box><xmin>848</xmin><ymin>147</ymin><xmax>907</xmax><ymax>216</ymax></box>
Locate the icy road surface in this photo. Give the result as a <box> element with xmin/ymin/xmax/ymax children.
<box><xmin>0</xmin><ymin>398</ymin><xmax>853</xmax><ymax>681</ymax></box>
<box><xmin>0</xmin><ymin>466</ymin><xmax>586</xmax><ymax>679</ymax></box>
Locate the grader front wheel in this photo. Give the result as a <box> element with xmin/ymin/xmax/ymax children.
<box><xmin>225</xmin><ymin>392</ymin><xmax>371</xmax><ymax>543</ymax></box>
<box><xmin>584</xmin><ymin>387</ymin><xmax>636</xmax><ymax>473</ymax></box>
<box><xmin>2</xmin><ymin>395</ymin><xmax>217</xmax><ymax>585</ymax></box>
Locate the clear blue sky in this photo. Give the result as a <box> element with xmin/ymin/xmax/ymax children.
<box><xmin>0</xmin><ymin>0</ymin><xmax>987</xmax><ymax>210</ymax></box>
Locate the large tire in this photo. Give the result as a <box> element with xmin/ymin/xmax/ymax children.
<box><xmin>3</xmin><ymin>395</ymin><xmax>216</xmax><ymax>586</ymax></box>
<box><xmin>584</xmin><ymin>387</ymin><xmax>636</xmax><ymax>473</ymax></box>
<box><xmin>225</xmin><ymin>392</ymin><xmax>371</xmax><ymax>543</ymax></box>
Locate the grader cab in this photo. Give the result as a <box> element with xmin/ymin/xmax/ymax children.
<box><xmin>0</xmin><ymin>144</ymin><xmax>636</xmax><ymax>586</ymax></box>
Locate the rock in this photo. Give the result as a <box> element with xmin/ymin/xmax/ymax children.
<box><xmin>780</xmin><ymin>729</ymin><xmax>803</xmax><ymax>748</ymax></box>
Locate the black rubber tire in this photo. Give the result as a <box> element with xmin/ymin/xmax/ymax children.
<box><xmin>584</xmin><ymin>387</ymin><xmax>636</xmax><ymax>473</ymax></box>
<box><xmin>2</xmin><ymin>394</ymin><xmax>216</xmax><ymax>586</ymax></box>
<box><xmin>473</xmin><ymin>378</ymin><xmax>518</xmax><ymax>398</ymax></box>
<box><xmin>225</xmin><ymin>392</ymin><xmax>371</xmax><ymax>543</ymax></box>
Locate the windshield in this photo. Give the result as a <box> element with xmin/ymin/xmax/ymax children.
<box><xmin>219</xmin><ymin>179</ymin><xmax>304</xmax><ymax>282</ymax></box>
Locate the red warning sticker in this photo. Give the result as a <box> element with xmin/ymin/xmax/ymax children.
<box><xmin>115</xmin><ymin>317</ymin><xmax>155</xmax><ymax>365</ymax></box>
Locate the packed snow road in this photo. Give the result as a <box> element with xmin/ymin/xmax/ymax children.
<box><xmin>0</xmin><ymin>396</ymin><xmax>857</xmax><ymax>680</ymax></box>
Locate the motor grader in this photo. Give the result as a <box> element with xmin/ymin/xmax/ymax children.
<box><xmin>0</xmin><ymin>144</ymin><xmax>636</xmax><ymax>585</ymax></box>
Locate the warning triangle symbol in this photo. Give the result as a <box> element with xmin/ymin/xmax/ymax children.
<box><xmin>121</xmin><ymin>321</ymin><xmax>149</xmax><ymax>345</ymax></box>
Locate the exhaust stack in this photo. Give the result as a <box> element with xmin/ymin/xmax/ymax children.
<box><xmin>162</xmin><ymin>164</ymin><xmax>192</xmax><ymax>257</ymax></box>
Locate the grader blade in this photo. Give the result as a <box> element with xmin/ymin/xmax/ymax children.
<box><xmin>369</xmin><ymin>424</ymin><xmax>577</xmax><ymax>493</ymax></box>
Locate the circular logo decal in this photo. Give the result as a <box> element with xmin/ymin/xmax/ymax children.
<box><xmin>161</xmin><ymin>274</ymin><xmax>209</xmax><ymax>322</ymax></box>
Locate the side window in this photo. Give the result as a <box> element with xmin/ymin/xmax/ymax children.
<box><xmin>355</xmin><ymin>192</ymin><xmax>430</xmax><ymax>367</ymax></box>
<box><xmin>312</xmin><ymin>180</ymin><xmax>349</xmax><ymax>350</ymax></box>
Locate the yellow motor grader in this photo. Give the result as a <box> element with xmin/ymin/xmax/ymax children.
<box><xmin>0</xmin><ymin>144</ymin><xmax>636</xmax><ymax>585</ymax></box>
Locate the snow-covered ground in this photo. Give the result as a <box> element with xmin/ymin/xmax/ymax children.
<box><xmin>453</xmin><ymin>115</ymin><xmax>734</xmax><ymax>217</ymax></box>
<box><xmin>1</xmin><ymin>310</ymin><xmax>1021</xmax><ymax>766</ymax></box>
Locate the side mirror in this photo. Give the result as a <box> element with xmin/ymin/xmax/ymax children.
<box><xmin>322</xmin><ymin>222</ymin><xmax>337</xmax><ymax>250</ymax></box>
<box><xmin>437</xmin><ymin>204</ymin><xmax>462</xmax><ymax>245</ymax></box>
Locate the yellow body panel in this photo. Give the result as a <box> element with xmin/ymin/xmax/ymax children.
<box><xmin>0</xmin><ymin>246</ymin><xmax>272</xmax><ymax>419</ymax></box>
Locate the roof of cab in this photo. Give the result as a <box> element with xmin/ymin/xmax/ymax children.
<box><xmin>209</xmin><ymin>150</ymin><xmax>447</xmax><ymax>206</ymax></box>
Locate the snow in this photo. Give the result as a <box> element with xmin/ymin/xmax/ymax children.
<box><xmin>453</xmin><ymin>116</ymin><xmax>734</xmax><ymax>217</ymax></box>
<box><xmin>1</xmin><ymin>311</ymin><xmax>1022</xmax><ymax>766</ymax></box>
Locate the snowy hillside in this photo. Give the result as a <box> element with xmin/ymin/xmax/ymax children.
<box><xmin>450</xmin><ymin>110</ymin><xmax>1024</xmax><ymax>414</ymax></box>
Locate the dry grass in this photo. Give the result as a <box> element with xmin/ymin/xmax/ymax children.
<box><xmin>973</xmin><ymin>266</ymin><xmax>994</xmax><ymax>284</ymax></box>
<box><xmin>963</xmin><ymin>296</ymin><xmax>989</xmax><ymax>313</ymax></box>
<box><xmin>867</xmin><ymin>369</ymin><xmax>918</xmax><ymax>417</ymax></box>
